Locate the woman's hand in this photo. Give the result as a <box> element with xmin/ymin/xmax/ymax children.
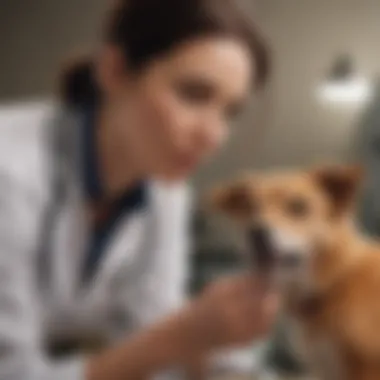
<box><xmin>86</xmin><ymin>273</ymin><xmax>278</xmax><ymax>380</ymax></box>
<box><xmin>181</xmin><ymin>273</ymin><xmax>279</xmax><ymax>352</ymax></box>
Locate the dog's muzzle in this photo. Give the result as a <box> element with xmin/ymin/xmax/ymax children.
<box><xmin>248</xmin><ymin>225</ymin><xmax>303</xmax><ymax>271</ymax></box>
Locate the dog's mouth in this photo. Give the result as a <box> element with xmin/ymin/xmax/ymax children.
<box><xmin>248</xmin><ymin>227</ymin><xmax>278</xmax><ymax>272</ymax></box>
<box><xmin>248</xmin><ymin>227</ymin><xmax>303</xmax><ymax>273</ymax></box>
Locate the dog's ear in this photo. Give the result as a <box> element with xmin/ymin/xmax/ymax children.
<box><xmin>313</xmin><ymin>165</ymin><xmax>363</xmax><ymax>215</ymax></box>
<box><xmin>206</xmin><ymin>179</ymin><xmax>254</xmax><ymax>218</ymax></box>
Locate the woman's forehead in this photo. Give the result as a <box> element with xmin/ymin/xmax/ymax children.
<box><xmin>149</xmin><ymin>37</ymin><xmax>253</xmax><ymax>94</ymax></box>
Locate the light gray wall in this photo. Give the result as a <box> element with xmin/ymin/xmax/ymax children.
<box><xmin>254</xmin><ymin>0</ymin><xmax>380</xmax><ymax>164</ymax></box>
<box><xmin>0</xmin><ymin>0</ymin><xmax>106</xmax><ymax>100</ymax></box>
<box><xmin>0</xmin><ymin>0</ymin><xmax>379</xmax><ymax>191</ymax></box>
<box><xmin>195</xmin><ymin>0</ymin><xmax>380</xmax><ymax>189</ymax></box>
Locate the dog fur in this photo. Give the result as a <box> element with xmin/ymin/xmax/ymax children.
<box><xmin>208</xmin><ymin>165</ymin><xmax>380</xmax><ymax>380</ymax></box>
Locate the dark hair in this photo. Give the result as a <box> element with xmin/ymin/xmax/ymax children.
<box><xmin>61</xmin><ymin>0</ymin><xmax>270</xmax><ymax>106</ymax></box>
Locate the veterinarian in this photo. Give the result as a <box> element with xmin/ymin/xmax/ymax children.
<box><xmin>0</xmin><ymin>0</ymin><xmax>276</xmax><ymax>379</ymax></box>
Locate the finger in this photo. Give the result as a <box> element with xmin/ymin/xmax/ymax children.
<box><xmin>261</xmin><ymin>292</ymin><xmax>280</xmax><ymax>318</ymax></box>
<box><xmin>262</xmin><ymin>294</ymin><xmax>280</xmax><ymax>327</ymax></box>
<box><xmin>241</xmin><ymin>271</ymin><xmax>275</xmax><ymax>295</ymax></box>
<box><xmin>249</xmin><ymin>292</ymin><xmax>279</xmax><ymax>322</ymax></box>
<box><xmin>255</xmin><ymin>274</ymin><xmax>276</xmax><ymax>293</ymax></box>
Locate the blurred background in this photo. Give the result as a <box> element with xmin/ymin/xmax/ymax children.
<box><xmin>1</xmin><ymin>0</ymin><xmax>380</xmax><ymax>376</ymax></box>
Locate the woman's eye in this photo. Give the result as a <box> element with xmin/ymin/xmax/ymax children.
<box><xmin>174</xmin><ymin>80</ymin><xmax>214</xmax><ymax>104</ymax></box>
<box><xmin>286</xmin><ymin>197</ymin><xmax>310</xmax><ymax>218</ymax></box>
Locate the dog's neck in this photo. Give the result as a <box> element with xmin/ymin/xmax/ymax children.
<box><xmin>316</xmin><ymin>223</ymin><xmax>365</xmax><ymax>290</ymax></box>
<box><xmin>286</xmin><ymin>221</ymin><xmax>367</xmax><ymax>318</ymax></box>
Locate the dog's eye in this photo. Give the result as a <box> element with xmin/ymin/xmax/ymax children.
<box><xmin>286</xmin><ymin>197</ymin><xmax>310</xmax><ymax>218</ymax></box>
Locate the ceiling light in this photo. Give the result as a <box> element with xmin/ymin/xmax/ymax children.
<box><xmin>317</xmin><ymin>54</ymin><xmax>373</xmax><ymax>104</ymax></box>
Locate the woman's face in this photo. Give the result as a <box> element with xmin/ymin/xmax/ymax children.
<box><xmin>99</xmin><ymin>36</ymin><xmax>254</xmax><ymax>181</ymax></box>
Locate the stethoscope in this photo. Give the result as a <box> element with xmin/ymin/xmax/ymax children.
<box><xmin>36</xmin><ymin>107</ymin><xmax>75</xmax><ymax>293</ymax></box>
<box><xmin>35</xmin><ymin>107</ymin><xmax>152</xmax><ymax>296</ymax></box>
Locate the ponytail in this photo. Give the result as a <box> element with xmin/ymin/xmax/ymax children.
<box><xmin>59</xmin><ymin>58</ymin><xmax>99</xmax><ymax>107</ymax></box>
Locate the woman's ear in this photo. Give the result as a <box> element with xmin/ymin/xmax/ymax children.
<box><xmin>313</xmin><ymin>165</ymin><xmax>364</xmax><ymax>215</ymax></box>
<box><xmin>95</xmin><ymin>45</ymin><xmax>127</xmax><ymax>95</ymax></box>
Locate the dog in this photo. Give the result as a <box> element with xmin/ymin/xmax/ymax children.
<box><xmin>208</xmin><ymin>165</ymin><xmax>380</xmax><ymax>380</ymax></box>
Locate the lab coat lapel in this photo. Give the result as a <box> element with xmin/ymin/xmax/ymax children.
<box><xmin>44</xmin><ymin>108</ymin><xmax>88</xmax><ymax>304</ymax></box>
<box><xmin>51</xmin><ymin>185</ymin><xmax>88</xmax><ymax>303</ymax></box>
<box><xmin>88</xmin><ymin>210</ymin><xmax>148</xmax><ymax>298</ymax></box>
<box><xmin>84</xmin><ymin>183</ymin><xmax>158</xmax><ymax>304</ymax></box>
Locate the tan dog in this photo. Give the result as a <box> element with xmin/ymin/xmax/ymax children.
<box><xmin>208</xmin><ymin>165</ymin><xmax>380</xmax><ymax>380</ymax></box>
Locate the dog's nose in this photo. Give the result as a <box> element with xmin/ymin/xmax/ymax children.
<box><xmin>248</xmin><ymin>225</ymin><xmax>275</xmax><ymax>269</ymax></box>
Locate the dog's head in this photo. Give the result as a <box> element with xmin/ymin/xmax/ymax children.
<box><xmin>207</xmin><ymin>165</ymin><xmax>363</xmax><ymax>294</ymax></box>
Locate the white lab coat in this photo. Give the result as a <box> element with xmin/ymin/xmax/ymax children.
<box><xmin>0</xmin><ymin>101</ymin><xmax>191</xmax><ymax>379</ymax></box>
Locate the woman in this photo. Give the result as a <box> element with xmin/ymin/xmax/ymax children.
<box><xmin>0</xmin><ymin>0</ymin><xmax>276</xmax><ymax>379</ymax></box>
